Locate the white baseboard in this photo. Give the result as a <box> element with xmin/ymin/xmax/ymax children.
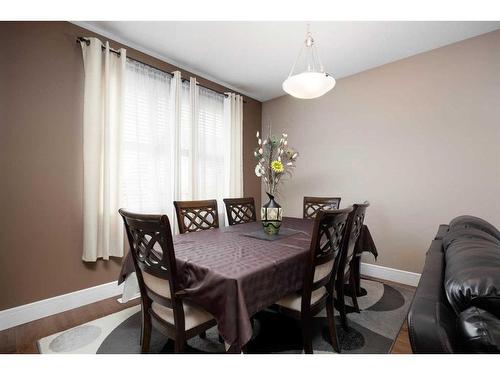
<box><xmin>360</xmin><ymin>262</ymin><xmax>421</xmax><ymax>287</ymax></box>
<box><xmin>0</xmin><ymin>263</ymin><xmax>420</xmax><ymax>331</ymax></box>
<box><xmin>0</xmin><ymin>281</ymin><xmax>123</xmax><ymax>331</ymax></box>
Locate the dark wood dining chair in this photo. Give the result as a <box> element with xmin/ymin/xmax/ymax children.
<box><xmin>119</xmin><ymin>209</ymin><xmax>218</xmax><ymax>353</ymax></box>
<box><xmin>223</xmin><ymin>197</ymin><xmax>256</xmax><ymax>226</ymax></box>
<box><xmin>334</xmin><ymin>201</ymin><xmax>370</xmax><ymax>330</ymax></box>
<box><xmin>303</xmin><ymin>196</ymin><xmax>342</xmax><ymax>219</ymax></box>
<box><xmin>173</xmin><ymin>199</ymin><xmax>219</xmax><ymax>234</ymax></box>
<box><xmin>272</xmin><ymin>207</ymin><xmax>353</xmax><ymax>353</ymax></box>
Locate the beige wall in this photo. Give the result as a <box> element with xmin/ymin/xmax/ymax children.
<box><xmin>262</xmin><ymin>30</ymin><xmax>500</xmax><ymax>274</ymax></box>
<box><xmin>0</xmin><ymin>22</ymin><xmax>261</xmax><ymax>310</ymax></box>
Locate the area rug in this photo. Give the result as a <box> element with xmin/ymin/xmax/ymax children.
<box><xmin>37</xmin><ymin>278</ymin><xmax>414</xmax><ymax>354</ymax></box>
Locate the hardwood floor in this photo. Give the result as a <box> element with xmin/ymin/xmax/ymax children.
<box><xmin>0</xmin><ymin>297</ymin><xmax>140</xmax><ymax>354</ymax></box>
<box><xmin>390</xmin><ymin>320</ymin><xmax>412</xmax><ymax>354</ymax></box>
<box><xmin>0</xmin><ymin>281</ymin><xmax>414</xmax><ymax>354</ymax></box>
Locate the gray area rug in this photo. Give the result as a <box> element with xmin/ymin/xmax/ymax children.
<box><xmin>37</xmin><ymin>278</ymin><xmax>414</xmax><ymax>354</ymax></box>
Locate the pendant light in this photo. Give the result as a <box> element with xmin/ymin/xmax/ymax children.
<box><xmin>282</xmin><ymin>25</ymin><xmax>335</xmax><ymax>99</ymax></box>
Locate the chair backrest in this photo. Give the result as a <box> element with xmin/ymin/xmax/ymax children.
<box><xmin>303</xmin><ymin>196</ymin><xmax>342</xmax><ymax>219</ymax></box>
<box><xmin>336</xmin><ymin>202</ymin><xmax>370</xmax><ymax>283</ymax></box>
<box><xmin>301</xmin><ymin>207</ymin><xmax>353</xmax><ymax>310</ymax></box>
<box><xmin>223</xmin><ymin>197</ymin><xmax>256</xmax><ymax>226</ymax></box>
<box><xmin>119</xmin><ymin>209</ymin><xmax>181</xmax><ymax>312</ymax></box>
<box><xmin>173</xmin><ymin>199</ymin><xmax>219</xmax><ymax>234</ymax></box>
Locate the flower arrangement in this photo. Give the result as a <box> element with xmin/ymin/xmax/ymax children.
<box><xmin>254</xmin><ymin>131</ymin><xmax>299</xmax><ymax>195</ymax></box>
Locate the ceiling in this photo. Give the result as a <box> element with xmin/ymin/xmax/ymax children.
<box><xmin>77</xmin><ymin>21</ymin><xmax>500</xmax><ymax>102</ymax></box>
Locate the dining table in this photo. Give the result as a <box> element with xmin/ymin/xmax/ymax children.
<box><xmin>118</xmin><ymin>217</ymin><xmax>377</xmax><ymax>352</ymax></box>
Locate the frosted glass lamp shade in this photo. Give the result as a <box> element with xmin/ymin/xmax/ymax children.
<box><xmin>282</xmin><ymin>72</ymin><xmax>336</xmax><ymax>99</ymax></box>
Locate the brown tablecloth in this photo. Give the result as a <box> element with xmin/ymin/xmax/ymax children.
<box><xmin>120</xmin><ymin>217</ymin><xmax>313</xmax><ymax>348</ymax></box>
<box><xmin>118</xmin><ymin>218</ymin><xmax>378</xmax><ymax>349</ymax></box>
<box><xmin>355</xmin><ymin>224</ymin><xmax>378</xmax><ymax>259</ymax></box>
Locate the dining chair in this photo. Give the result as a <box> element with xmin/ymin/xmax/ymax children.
<box><xmin>119</xmin><ymin>209</ymin><xmax>218</xmax><ymax>353</ymax></box>
<box><xmin>223</xmin><ymin>197</ymin><xmax>257</xmax><ymax>226</ymax></box>
<box><xmin>173</xmin><ymin>199</ymin><xmax>219</xmax><ymax>234</ymax></box>
<box><xmin>334</xmin><ymin>201</ymin><xmax>370</xmax><ymax>331</ymax></box>
<box><xmin>303</xmin><ymin>196</ymin><xmax>342</xmax><ymax>219</ymax></box>
<box><xmin>273</xmin><ymin>207</ymin><xmax>353</xmax><ymax>353</ymax></box>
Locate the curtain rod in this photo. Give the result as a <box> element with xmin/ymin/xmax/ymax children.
<box><xmin>76</xmin><ymin>37</ymin><xmax>247</xmax><ymax>103</ymax></box>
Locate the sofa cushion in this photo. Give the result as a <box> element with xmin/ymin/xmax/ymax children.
<box><xmin>458</xmin><ymin>306</ymin><xmax>500</xmax><ymax>353</ymax></box>
<box><xmin>443</xmin><ymin>219</ymin><xmax>500</xmax><ymax>315</ymax></box>
<box><xmin>443</xmin><ymin>227</ymin><xmax>500</xmax><ymax>251</ymax></box>
<box><xmin>449</xmin><ymin>215</ymin><xmax>500</xmax><ymax>241</ymax></box>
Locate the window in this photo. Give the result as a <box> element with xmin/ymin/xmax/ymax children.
<box><xmin>194</xmin><ymin>86</ymin><xmax>225</xmax><ymax>199</ymax></box>
<box><xmin>121</xmin><ymin>59</ymin><xmax>227</xmax><ymax>223</ymax></box>
<box><xmin>122</xmin><ymin>59</ymin><xmax>174</xmax><ymax>214</ymax></box>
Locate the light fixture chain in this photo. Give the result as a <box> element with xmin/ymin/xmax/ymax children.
<box><xmin>287</xmin><ymin>43</ymin><xmax>305</xmax><ymax>78</ymax></box>
<box><xmin>312</xmin><ymin>44</ymin><xmax>324</xmax><ymax>73</ymax></box>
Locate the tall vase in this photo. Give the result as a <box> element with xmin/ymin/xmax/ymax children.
<box><xmin>261</xmin><ymin>192</ymin><xmax>283</xmax><ymax>235</ymax></box>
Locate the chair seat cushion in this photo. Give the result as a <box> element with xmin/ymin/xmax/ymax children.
<box><xmin>458</xmin><ymin>306</ymin><xmax>500</xmax><ymax>353</ymax></box>
<box><xmin>142</xmin><ymin>271</ymin><xmax>171</xmax><ymax>299</ymax></box>
<box><xmin>275</xmin><ymin>287</ymin><xmax>327</xmax><ymax>312</ymax></box>
<box><xmin>314</xmin><ymin>260</ymin><xmax>334</xmax><ymax>283</ymax></box>
<box><xmin>151</xmin><ymin>301</ymin><xmax>214</xmax><ymax>331</ymax></box>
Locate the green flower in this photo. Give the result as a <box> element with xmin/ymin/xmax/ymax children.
<box><xmin>270</xmin><ymin>136</ymin><xmax>280</xmax><ymax>146</ymax></box>
<box><xmin>271</xmin><ymin>160</ymin><xmax>284</xmax><ymax>173</ymax></box>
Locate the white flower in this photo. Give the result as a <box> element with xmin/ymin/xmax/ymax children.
<box><xmin>256</xmin><ymin>131</ymin><xmax>260</xmax><ymax>138</ymax></box>
<box><xmin>255</xmin><ymin>165</ymin><xmax>263</xmax><ymax>177</ymax></box>
<box><xmin>258</xmin><ymin>148</ymin><xmax>263</xmax><ymax>155</ymax></box>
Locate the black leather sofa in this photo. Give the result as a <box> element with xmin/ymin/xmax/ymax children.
<box><xmin>408</xmin><ymin>216</ymin><xmax>500</xmax><ymax>353</ymax></box>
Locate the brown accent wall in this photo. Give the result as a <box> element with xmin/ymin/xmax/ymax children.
<box><xmin>262</xmin><ymin>29</ymin><xmax>500</xmax><ymax>274</ymax></box>
<box><xmin>0</xmin><ymin>21</ymin><xmax>262</xmax><ymax>310</ymax></box>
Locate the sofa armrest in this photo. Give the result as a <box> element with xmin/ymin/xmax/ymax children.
<box><xmin>408</xmin><ymin>298</ymin><xmax>457</xmax><ymax>353</ymax></box>
<box><xmin>407</xmin><ymin>237</ymin><xmax>457</xmax><ymax>353</ymax></box>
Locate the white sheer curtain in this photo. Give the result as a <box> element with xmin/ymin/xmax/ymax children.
<box><xmin>175</xmin><ymin>74</ymin><xmax>197</xmax><ymax>201</ymax></box>
<box><xmin>121</xmin><ymin>60</ymin><xmax>175</xmax><ymax>221</ymax></box>
<box><xmin>223</xmin><ymin>93</ymin><xmax>244</xmax><ymax>199</ymax></box>
<box><xmin>170</xmin><ymin>74</ymin><xmax>227</xmax><ymax>225</ymax></box>
<box><xmin>197</xmin><ymin>86</ymin><xmax>227</xmax><ymax>223</ymax></box>
<box><xmin>80</xmin><ymin>38</ymin><xmax>126</xmax><ymax>261</ymax></box>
